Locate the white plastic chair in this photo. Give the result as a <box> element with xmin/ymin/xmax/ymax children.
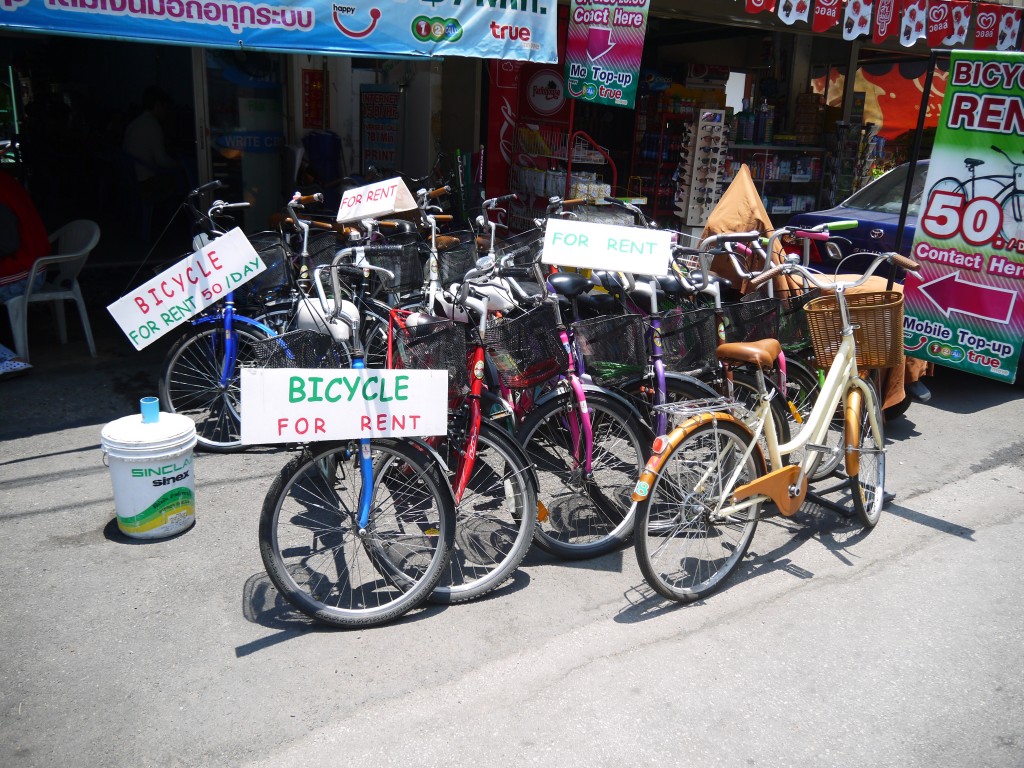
<box><xmin>2</xmin><ymin>219</ymin><xmax>101</xmax><ymax>363</ymax></box>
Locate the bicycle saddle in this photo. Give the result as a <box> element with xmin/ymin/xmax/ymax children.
<box><xmin>547</xmin><ymin>271</ymin><xmax>595</xmax><ymax>299</ymax></box>
<box><xmin>577</xmin><ymin>291</ymin><xmax>620</xmax><ymax>318</ymax></box>
<box><xmin>964</xmin><ymin>158</ymin><xmax>985</xmax><ymax>169</ymax></box>
<box><xmin>656</xmin><ymin>273</ymin><xmax>696</xmax><ymax>299</ymax></box>
<box><xmin>716</xmin><ymin>338</ymin><xmax>782</xmax><ymax>370</ymax></box>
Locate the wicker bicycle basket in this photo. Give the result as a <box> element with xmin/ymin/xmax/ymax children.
<box><xmin>248</xmin><ymin>329</ymin><xmax>350</xmax><ymax>370</ymax></box>
<box><xmin>571</xmin><ymin>313</ymin><xmax>648</xmax><ymax>386</ymax></box>
<box><xmin>658</xmin><ymin>305</ymin><xmax>718</xmax><ymax>375</ymax></box>
<box><xmin>485</xmin><ymin>302</ymin><xmax>569</xmax><ymax>389</ymax></box>
<box><xmin>805</xmin><ymin>290</ymin><xmax>905</xmax><ymax>369</ymax></box>
<box><xmin>721</xmin><ymin>296</ymin><xmax>781</xmax><ymax>344</ymax></box>
<box><xmin>389</xmin><ymin>309</ymin><xmax>470</xmax><ymax>399</ymax></box>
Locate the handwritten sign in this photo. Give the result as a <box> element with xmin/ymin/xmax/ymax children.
<box><xmin>336</xmin><ymin>177</ymin><xmax>418</xmax><ymax>224</ymax></box>
<box><xmin>542</xmin><ymin>218</ymin><xmax>671</xmax><ymax>275</ymax></box>
<box><xmin>239</xmin><ymin>368</ymin><xmax>448</xmax><ymax>444</ymax></box>
<box><xmin>106</xmin><ymin>228</ymin><xmax>265</xmax><ymax>350</ymax></box>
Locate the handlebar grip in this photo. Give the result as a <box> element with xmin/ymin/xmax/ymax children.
<box><xmin>749</xmin><ymin>264</ymin><xmax>783</xmax><ymax>288</ymax></box>
<box><xmin>378</xmin><ymin>219</ymin><xmax>416</xmax><ymax>233</ymax></box>
<box><xmin>427</xmin><ymin>185</ymin><xmax>450</xmax><ymax>200</ymax></box>
<box><xmin>285</xmin><ymin>217</ymin><xmax>335</xmax><ymax>231</ymax></box>
<box><xmin>190</xmin><ymin>179</ymin><xmax>225</xmax><ymax>197</ymax></box>
<box><xmin>890</xmin><ymin>253</ymin><xmax>921</xmax><ymax>272</ymax></box>
<box><xmin>561</xmin><ymin>198</ymin><xmax>587</xmax><ymax>207</ymax></box>
<box><xmin>432</xmin><ymin>214</ymin><xmax>454</xmax><ymax>224</ymax></box>
<box><xmin>708</xmin><ymin>230</ymin><xmax>762</xmax><ymax>246</ymax></box>
<box><xmin>293</xmin><ymin>193</ymin><xmax>324</xmax><ymax>206</ymax></box>
<box><xmin>484</xmin><ymin>193</ymin><xmax>518</xmax><ymax>208</ymax></box>
<box><xmin>791</xmin><ymin>229</ymin><xmax>831</xmax><ymax>241</ymax></box>
<box><xmin>825</xmin><ymin>219</ymin><xmax>858</xmax><ymax>231</ymax></box>
<box><xmin>361</xmin><ymin>243</ymin><xmax>407</xmax><ymax>258</ymax></box>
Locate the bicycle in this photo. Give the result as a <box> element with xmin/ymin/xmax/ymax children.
<box><xmin>633</xmin><ymin>248</ymin><xmax>919</xmax><ymax>603</ymax></box>
<box><xmin>258</xmin><ymin>256</ymin><xmax>457</xmax><ymax>628</ymax></box>
<box><xmin>929</xmin><ymin>145</ymin><xmax>1024</xmax><ymax>241</ymax></box>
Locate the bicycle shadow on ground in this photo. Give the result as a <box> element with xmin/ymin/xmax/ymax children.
<box><xmin>234</xmin><ymin>571</ymin><xmax>452</xmax><ymax>655</ymax></box>
<box><xmin>613</xmin><ymin>487</ymin><xmax>966</xmax><ymax>624</ymax></box>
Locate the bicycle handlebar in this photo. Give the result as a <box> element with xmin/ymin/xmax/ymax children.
<box><xmin>426</xmin><ymin>185</ymin><xmax>450</xmax><ymax>200</ymax></box>
<box><xmin>750</xmin><ymin>251</ymin><xmax>921</xmax><ymax>292</ymax></box>
<box><xmin>483</xmin><ymin>193</ymin><xmax>518</xmax><ymax>209</ymax></box>
<box><xmin>291</xmin><ymin>192</ymin><xmax>324</xmax><ymax>207</ymax></box>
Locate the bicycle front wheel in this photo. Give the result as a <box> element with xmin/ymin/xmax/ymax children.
<box><xmin>1000</xmin><ymin>191</ymin><xmax>1024</xmax><ymax>242</ymax></box>
<box><xmin>259</xmin><ymin>440</ymin><xmax>456</xmax><ymax>628</ymax></box>
<box><xmin>431</xmin><ymin>422</ymin><xmax>538</xmax><ymax>604</ymax></box>
<box><xmin>846</xmin><ymin>380</ymin><xmax>886</xmax><ymax>529</ymax></box>
<box><xmin>518</xmin><ymin>389</ymin><xmax>652</xmax><ymax>560</ymax></box>
<box><xmin>159</xmin><ymin>323</ymin><xmax>270</xmax><ymax>452</ymax></box>
<box><xmin>635</xmin><ymin>419</ymin><xmax>764</xmax><ymax>603</ymax></box>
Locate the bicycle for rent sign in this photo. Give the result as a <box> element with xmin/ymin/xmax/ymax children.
<box><xmin>905</xmin><ymin>50</ymin><xmax>1024</xmax><ymax>383</ymax></box>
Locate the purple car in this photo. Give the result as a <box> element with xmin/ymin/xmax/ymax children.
<box><xmin>786</xmin><ymin>160</ymin><xmax>930</xmax><ymax>278</ymax></box>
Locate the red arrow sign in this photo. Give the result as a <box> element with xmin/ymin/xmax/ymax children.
<box><xmin>586</xmin><ymin>27</ymin><xmax>615</xmax><ymax>61</ymax></box>
<box><xmin>917</xmin><ymin>271</ymin><xmax>1017</xmax><ymax>324</ymax></box>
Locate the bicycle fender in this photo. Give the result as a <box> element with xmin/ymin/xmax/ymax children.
<box><xmin>630</xmin><ymin>412</ymin><xmax>764</xmax><ymax>502</ymax></box>
<box><xmin>845</xmin><ymin>386</ymin><xmax>863</xmax><ymax>478</ymax></box>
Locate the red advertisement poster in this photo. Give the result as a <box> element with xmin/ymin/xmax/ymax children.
<box><xmin>746</xmin><ymin>0</ymin><xmax>777</xmax><ymax>14</ymax></box>
<box><xmin>485</xmin><ymin>61</ymin><xmax>524</xmax><ymax>200</ymax></box>
<box><xmin>974</xmin><ymin>3</ymin><xmax>1001</xmax><ymax>49</ymax></box>
<box><xmin>927</xmin><ymin>0</ymin><xmax>955</xmax><ymax>47</ymax></box>
<box><xmin>302</xmin><ymin>69</ymin><xmax>327</xmax><ymax>130</ymax></box>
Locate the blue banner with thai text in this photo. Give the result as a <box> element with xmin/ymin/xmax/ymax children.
<box><xmin>0</xmin><ymin>0</ymin><xmax>557</xmax><ymax>62</ymax></box>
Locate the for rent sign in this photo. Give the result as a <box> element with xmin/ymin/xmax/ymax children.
<box><xmin>106</xmin><ymin>228</ymin><xmax>265</xmax><ymax>350</ymax></box>
<box><xmin>542</xmin><ymin>218</ymin><xmax>671</xmax><ymax>275</ymax></box>
<box><xmin>239</xmin><ymin>368</ymin><xmax>448</xmax><ymax>444</ymax></box>
<box><xmin>904</xmin><ymin>50</ymin><xmax>1024</xmax><ymax>383</ymax></box>
<box><xmin>564</xmin><ymin>0</ymin><xmax>650</xmax><ymax>109</ymax></box>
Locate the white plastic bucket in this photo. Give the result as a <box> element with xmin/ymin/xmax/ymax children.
<box><xmin>101</xmin><ymin>411</ymin><xmax>198</xmax><ymax>539</ymax></box>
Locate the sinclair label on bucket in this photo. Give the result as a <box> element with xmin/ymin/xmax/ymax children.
<box><xmin>101</xmin><ymin>409</ymin><xmax>198</xmax><ymax>539</ymax></box>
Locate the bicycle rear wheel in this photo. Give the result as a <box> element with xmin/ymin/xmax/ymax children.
<box><xmin>518</xmin><ymin>389</ymin><xmax>652</xmax><ymax>560</ymax></box>
<box><xmin>259</xmin><ymin>440</ymin><xmax>456</xmax><ymax>628</ymax></box>
<box><xmin>635</xmin><ymin>419</ymin><xmax>764</xmax><ymax>603</ymax></box>
<box><xmin>1000</xmin><ymin>191</ymin><xmax>1024</xmax><ymax>242</ymax></box>
<box><xmin>846</xmin><ymin>380</ymin><xmax>886</xmax><ymax>529</ymax></box>
<box><xmin>159</xmin><ymin>322</ymin><xmax>270</xmax><ymax>453</ymax></box>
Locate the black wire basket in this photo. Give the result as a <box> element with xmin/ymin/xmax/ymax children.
<box><xmin>364</xmin><ymin>237</ymin><xmax>425</xmax><ymax>296</ymax></box>
<box><xmin>658</xmin><ymin>305</ymin><xmax>718</xmax><ymax>375</ymax></box>
<box><xmin>434</xmin><ymin>230</ymin><xmax>479</xmax><ymax>287</ymax></box>
<box><xmin>389</xmin><ymin>309</ymin><xmax>470</xmax><ymax>399</ymax></box>
<box><xmin>721</xmin><ymin>296</ymin><xmax>781</xmax><ymax>344</ymax></box>
<box><xmin>304</xmin><ymin>229</ymin><xmax>342</xmax><ymax>271</ymax></box>
<box><xmin>484</xmin><ymin>302</ymin><xmax>568</xmax><ymax>389</ymax></box>
<box><xmin>571</xmin><ymin>313</ymin><xmax>648</xmax><ymax>386</ymax></box>
<box><xmin>496</xmin><ymin>228</ymin><xmax>545</xmax><ymax>267</ymax></box>
<box><xmin>248</xmin><ymin>329</ymin><xmax>350</xmax><ymax>370</ymax></box>
<box><xmin>240</xmin><ymin>231</ymin><xmax>293</xmax><ymax>299</ymax></box>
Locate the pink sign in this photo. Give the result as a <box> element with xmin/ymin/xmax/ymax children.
<box><xmin>564</xmin><ymin>0</ymin><xmax>650</xmax><ymax>110</ymax></box>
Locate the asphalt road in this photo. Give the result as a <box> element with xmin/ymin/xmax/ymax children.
<box><xmin>1</xmin><ymin>315</ymin><xmax>1022</xmax><ymax>768</ymax></box>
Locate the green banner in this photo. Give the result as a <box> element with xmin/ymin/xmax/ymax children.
<box><xmin>903</xmin><ymin>50</ymin><xmax>1024</xmax><ymax>384</ymax></box>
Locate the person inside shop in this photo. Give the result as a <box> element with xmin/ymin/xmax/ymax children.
<box><xmin>0</xmin><ymin>168</ymin><xmax>51</xmax><ymax>379</ymax></box>
<box><xmin>122</xmin><ymin>85</ymin><xmax>187</xmax><ymax>206</ymax></box>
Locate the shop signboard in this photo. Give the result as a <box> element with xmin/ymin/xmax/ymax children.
<box><xmin>0</xmin><ymin>0</ymin><xmax>558</xmax><ymax>62</ymax></box>
<box><xmin>106</xmin><ymin>228</ymin><xmax>265</xmax><ymax>351</ymax></box>
<box><xmin>543</xmin><ymin>218</ymin><xmax>670</xmax><ymax>275</ymax></box>
<box><xmin>564</xmin><ymin>0</ymin><xmax>650</xmax><ymax>110</ymax></box>
<box><xmin>239</xmin><ymin>368</ymin><xmax>448</xmax><ymax>443</ymax></box>
<box><xmin>360</xmin><ymin>86</ymin><xmax>402</xmax><ymax>175</ymax></box>
<box><xmin>903</xmin><ymin>50</ymin><xmax>1024</xmax><ymax>383</ymax></box>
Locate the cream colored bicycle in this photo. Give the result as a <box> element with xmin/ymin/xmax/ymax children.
<box><xmin>632</xmin><ymin>247</ymin><xmax>920</xmax><ymax>603</ymax></box>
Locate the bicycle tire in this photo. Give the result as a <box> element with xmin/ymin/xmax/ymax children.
<box><xmin>259</xmin><ymin>439</ymin><xmax>456</xmax><ymax>628</ymax></box>
<box><xmin>635</xmin><ymin>419</ymin><xmax>764</xmax><ymax>603</ymax></box>
<box><xmin>517</xmin><ymin>388</ymin><xmax>652</xmax><ymax>560</ymax></box>
<box><xmin>930</xmin><ymin>176</ymin><xmax>968</xmax><ymax>201</ymax></box>
<box><xmin>429</xmin><ymin>421</ymin><xmax>538</xmax><ymax>604</ymax></box>
<box><xmin>846</xmin><ymin>379</ymin><xmax>886</xmax><ymax>529</ymax></box>
<box><xmin>1000</xmin><ymin>191</ymin><xmax>1024</xmax><ymax>242</ymax></box>
<box><xmin>158</xmin><ymin>322</ymin><xmax>270</xmax><ymax>453</ymax></box>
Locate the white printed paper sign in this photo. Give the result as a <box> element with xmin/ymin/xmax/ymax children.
<box><xmin>240</xmin><ymin>368</ymin><xmax>449</xmax><ymax>444</ymax></box>
<box><xmin>336</xmin><ymin>178</ymin><xmax>419</xmax><ymax>223</ymax></box>
<box><xmin>542</xmin><ymin>218</ymin><xmax>671</xmax><ymax>275</ymax></box>
<box><xmin>106</xmin><ymin>228</ymin><xmax>265</xmax><ymax>350</ymax></box>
